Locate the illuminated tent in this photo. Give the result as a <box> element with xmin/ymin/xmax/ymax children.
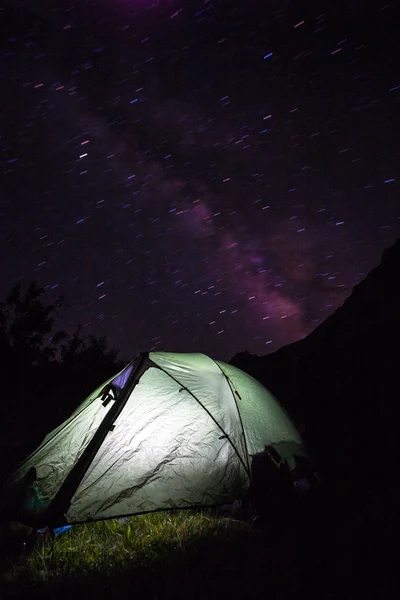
<box><xmin>1</xmin><ymin>352</ymin><xmax>306</xmax><ymax>527</ymax></box>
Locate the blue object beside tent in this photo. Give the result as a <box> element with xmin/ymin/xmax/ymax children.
<box><xmin>54</xmin><ymin>525</ymin><xmax>72</xmax><ymax>536</ymax></box>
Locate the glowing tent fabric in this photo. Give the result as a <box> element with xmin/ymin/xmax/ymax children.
<box><xmin>1</xmin><ymin>352</ymin><xmax>305</xmax><ymax>527</ymax></box>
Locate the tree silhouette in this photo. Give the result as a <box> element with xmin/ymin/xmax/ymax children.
<box><xmin>60</xmin><ymin>326</ymin><xmax>122</xmax><ymax>372</ymax></box>
<box><xmin>0</xmin><ymin>281</ymin><xmax>66</xmax><ymax>367</ymax></box>
<box><xmin>0</xmin><ymin>282</ymin><xmax>124</xmax><ymax>474</ymax></box>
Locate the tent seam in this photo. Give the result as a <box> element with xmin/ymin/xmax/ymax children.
<box><xmin>152</xmin><ymin>362</ymin><xmax>251</xmax><ymax>479</ymax></box>
<box><xmin>211</xmin><ymin>359</ymin><xmax>252</xmax><ymax>477</ymax></box>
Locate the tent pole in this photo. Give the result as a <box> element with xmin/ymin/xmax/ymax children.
<box><xmin>44</xmin><ymin>352</ymin><xmax>151</xmax><ymax>528</ymax></box>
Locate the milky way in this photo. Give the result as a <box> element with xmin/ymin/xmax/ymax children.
<box><xmin>1</xmin><ymin>1</ymin><xmax>399</xmax><ymax>361</ymax></box>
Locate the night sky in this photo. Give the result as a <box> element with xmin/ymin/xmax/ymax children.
<box><xmin>1</xmin><ymin>1</ymin><xmax>399</xmax><ymax>362</ymax></box>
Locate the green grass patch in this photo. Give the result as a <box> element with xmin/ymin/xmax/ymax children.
<box><xmin>2</xmin><ymin>503</ymin><xmax>394</xmax><ymax>599</ymax></box>
<box><xmin>1</xmin><ymin>511</ymin><xmax>268</xmax><ymax>599</ymax></box>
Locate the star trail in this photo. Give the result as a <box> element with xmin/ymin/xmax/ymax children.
<box><xmin>1</xmin><ymin>1</ymin><xmax>399</xmax><ymax>361</ymax></box>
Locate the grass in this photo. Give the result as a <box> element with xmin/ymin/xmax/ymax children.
<box><xmin>1</xmin><ymin>494</ymin><xmax>397</xmax><ymax>600</ymax></box>
<box><xmin>1</xmin><ymin>511</ymin><xmax>268</xmax><ymax>599</ymax></box>
<box><xmin>10</xmin><ymin>511</ymin><xmax>253</xmax><ymax>580</ymax></box>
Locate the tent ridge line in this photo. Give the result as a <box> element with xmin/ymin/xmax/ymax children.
<box><xmin>210</xmin><ymin>359</ymin><xmax>252</xmax><ymax>477</ymax></box>
<box><xmin>44</xmin><ymin>352</ymin><xmax>154</xmax><ymax>528</ymax></box>
<box><xmin>153</xmin><ymin>361</ymin><xmax>250</xmax><ymax>479</ymax></box>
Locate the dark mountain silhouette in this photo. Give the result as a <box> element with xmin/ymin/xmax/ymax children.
<box><xmin>231</xmin><ymin>238</ymin><xmax>400</xmax><ymax>497</ymax></box>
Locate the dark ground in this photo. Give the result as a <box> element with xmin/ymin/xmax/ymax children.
<box><xmin>0</xmin><ymin>480</ymin><xmax>398</xmax><ymax>600</ymax></box>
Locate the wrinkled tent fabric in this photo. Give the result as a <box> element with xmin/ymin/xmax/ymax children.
<box><xmin>1</xmin><ymin>352</ymin><xmax>305</xmax><ymax>526</ymax></box>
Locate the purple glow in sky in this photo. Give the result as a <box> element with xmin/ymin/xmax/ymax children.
<box><xmin>0</xmin><ymin>1</ymin><xmax>399</xmax><ymax>360</ymax></box>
